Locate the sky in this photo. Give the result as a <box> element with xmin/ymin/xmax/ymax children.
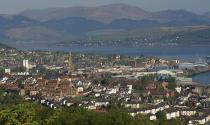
<box><xmin>0</xmin><ymin>0</ymin><xmax>210</xmax><ymax>14</ymax></box>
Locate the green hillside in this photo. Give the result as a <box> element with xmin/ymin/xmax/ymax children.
<box><xmin>78</xmin><ymin>26</ymin><xmax>210</xmax><ymax>47</ymax></box>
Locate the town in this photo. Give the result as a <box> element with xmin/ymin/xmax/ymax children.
<box><xmin>0</xmin><ymin>45</ymin><xmax>210</xmax><ymax>125</ymax></box>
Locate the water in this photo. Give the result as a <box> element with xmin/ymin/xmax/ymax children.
<box><xmin>6</xmin><ymin>42</ymin><xmax>210</xmax><ymax>61</ymax></box>
<box><xmin>192</xmin><ymin>71</ymin><xmax>210</xmax><ymax>85</ymax></box>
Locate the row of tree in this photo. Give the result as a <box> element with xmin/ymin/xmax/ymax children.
<box><xmin>0</xmin><ymin>103</ymin><xmax>185</xmax><ymax>125</ymax></box>
<box><xmin>0</xmin><ymin>90</ymin><xmax>185</xmax><ymax>125</ymax></box>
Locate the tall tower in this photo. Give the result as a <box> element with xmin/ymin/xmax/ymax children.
<box><xmin>67</xmin><ymin>52</ymin><xmax>74</xmax><ymax>72</ymax></box>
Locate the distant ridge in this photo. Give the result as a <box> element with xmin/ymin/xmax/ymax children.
<box><xmin>0</xmin><ymin>3</ymin><xmax>209</xmax><ymax>43</ymax></box>
<box><xmin>20</xmin><ymin>3</ymin><xmax>151</xmax><ymax>23</ymax></box>
<box><xmin>20</xmin><ymin>3</ymin><xmax>210</xmax><ymax>24</ymax></box>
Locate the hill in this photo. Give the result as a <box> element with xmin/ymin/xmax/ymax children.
<box><xmin>152</xmin><ymin>10</ymin><xmax>210</xmax><ymax>26</ymax></box>
<box><xmin>78</xmin><ymin>26</ymin><xmax>210</xmax><ymax>47</ymax></box>
<box><xmin>0</xmin><ymin>15</ymin><xmax>66</xmax><ymax>41</ymax></box>
<box><xmin>20</xmin><ymin>3</ymin><xmax>151</xmax><ymax>23</ymax></box>
<box><xmin>0</xmin><ymin>4</ymin><xmax>209</xmax><ymax>44</ymax></box>
<box><xmin>20</xmin><ymin>4</ymin><xmax>210</xmax><ymax>25</ymax></box>
<box><xmin>45</xmin><ymin>17</ymin><xmax>105</xmax><ymax>35</ymax></box>
<box><xmin>0</xmin><ymin>15</ymin><xmax>37</xmax><ymax>30</ymax></box>
<box><xmin>161</xmin><ymin>27</ymin><xmax>210</xmax><ymax>45</ymax></box>
<box><xmin>5</xmin><ymin>26</ymin><xmax>66</xmax><ymax>42</ymax></box>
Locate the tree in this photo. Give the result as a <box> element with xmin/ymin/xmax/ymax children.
<box><xmin>168</xmin><ymin>118</ymin><xmax>185</xmax><ymax>125</ymax></box>
<box><xmin>0</xmin><ymin>91</ymin><xmax>23</xmax><ymax>105</ymax></box>
<box><xmin>167</xmin><ymin>77</ymin><xmax>177</xmax><ymax>90</ymax></box>
<box><xmin>155</xmin><ymin>111</ymin><xmax>167</xmax><ymax>125</ymax></box>
<box><xmin>0</xmin><ymin>96</ymin><xmax>185</xmax><ymax>125</ymax></box>
<box><xmin>135</xmin><ymin>114</ymin><xmax>154</xmax><ymax>125</ymax></box>
<box><xmin>0</xmin><ymin>109</ymin><xmax>21</xmax><ymax>125</ymax></box>
<box><xmin>0</xmin><ymin>67</ymin><xmax>4</xmax><ymax>77</ymax></box>
<box><xmin>140</xmin><ymin>75</ymin><xmax>156</xmax><ymax>84</ymax></box>
<box><xmin>12</xmin><ymin>66</ymin><xmax>26</xmax><ymax>73</ymax></box>
<box><xmin>0</xmin><ymin>103</ymin><xmax>41</xmax><ymax>125</ymax></box>
<box><xmin>92</xmin><ymin>79</ymin><xmax>99</xmax><ymax>85</ymax></box>
<box><xmin>100</xmin><ymin>78</ymin><xmax>112</xmax><ymax>86</ymax></box>
<box><xmin>44</xmin><ymin>70</ymin><xmax>59</xmax><ymax>79</ymax></box>
<box><xmin>168</xmin><ymin>82</ymin><xmax>177</xmax><ymax>90</ymax></box>
<box><xmin>156</xmin><ymin>111</ymin><xmax>166</xmax><ymax>120</ymax></box>
<box><xmin>16</xmin><ymin>79</ymin><xmax>24</xmax><ymax>89</ymax></box>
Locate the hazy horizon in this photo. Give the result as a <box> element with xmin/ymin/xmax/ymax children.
<box><xmin>0</xmin><ymin>0</ymin><xmax>210</xmax><ymax>14</ymax></box>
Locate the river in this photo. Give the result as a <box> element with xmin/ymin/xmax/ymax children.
<box><xmin>5</xmin><ymin>42</ymin><xmax>210</xmax><ymax>61</ymax></box>
<box><xmin>192</xmin><ymin>71</ymin><xmax>210</xmax><ymax>85</ymax></box>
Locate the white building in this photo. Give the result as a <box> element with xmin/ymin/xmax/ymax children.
<box><xmin>5</xmin><ymin>68</ymin><xmax>11</xmax><ymax>74</ymax></box>
<box><xmin>23</xmin><ymin>60</ymin><xmax>29</xmax><ymax>70</ymax></box>
<box><xmin>77</xmin><ymin>87</ymin><xmax>84</xmax><ymax>93</ymax></box>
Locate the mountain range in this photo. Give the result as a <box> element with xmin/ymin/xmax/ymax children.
<box><xmin>20</xmin><ymin>4</ymin><xmax>151</xmax><ymax>23</ymax></box>
<box><xmin>0</xmin><ymin>3</ymin><xmax>210</xmax><ymax>43</ymax></box>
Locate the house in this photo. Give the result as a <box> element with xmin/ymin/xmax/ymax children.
<box><xmin>106</xmin><ymin>88</ymin><xmax>118</xmax><ymax>94</ymax></box>
<box><xmin>19</xmin><ymin>89</ymin><xmax>25</xmax><ymax>96</ymax></box>
<box><xmin>137</xmin><ymin>102</ymin><xmax>169</xmax><ymax>115</ymax></box>
<box><xmin>30</xmin><ymin>90</ymin><xmax>39</xmax><ymax>96</ymax></box>
<box><xmin>149</xmin><ymin>114</ymin><xmax>157</xmax><ymax>120</ymax></box>
<box><xmin>40</xmin><ymin>99</ymin><xmax>46</xmax><ymax>104</ymax></box>
<box><xmin>179</xmin><ymin>109</ymin><xmax>196</xmax><ymax>116</ymax></box>
<box><xmin>83</xmin><ymin>103</ymin><xmax>96</xmax><ymax>110</ymax></box>
<box><xmin>139</xmin><ymin>108</ymin><xmax>153</xmax><ymax>114</ymax></box>
<box><xmin>166</xmin><ymin>108</ymin><xmax>180</xmax><ymax>120</ymax></box>
<box><xmin>95</xmin><ymin>99</ymin><xmax>109</xmax><ymax>107</ymax></box>
<box><xmin>125</xmin><ymin>101</ymin><xmax>140</xmax><ymax>109</ymax></box>
<box><xmin>77</xmin><ymin>86</ymin><xmax>84</xmax><ymax>93</ymax></box>
<box><xmin>94</xmin><ymin>93</ymin><xmax>101</xmax><ymax>97</ymax></box>
<box><xmin>192</xmin><ymin>85</ymin><xmax>205</xmax><ymax>95</ymax></box>
<box><xmin>188</xmin><ymin>112</ymin><xmax>210</xmax><ymax>125</ymax></box>
<box><xmin>75</xmin><ymin>80</ymin><xmax>92</xmax><ymax>89</ymax></box>
<box><xmin>61</xmin><ymin>99</ymin><xmax>79</xmax><ymax>107</ymax></box>
<box><xmin>128</xmin><ymin>109</ymin><xmax>139</xmax><ymax>117</ymax></box>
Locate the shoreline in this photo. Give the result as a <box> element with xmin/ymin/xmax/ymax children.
<box><xmin>190</xmin><ymin>69</ymin><xmax>210</xmax><ymax>85</ymax></box>
<box><xmin>189</xmin><ymin>69</ymin><xmax>210</xmax><ymax>77</ymax></box>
